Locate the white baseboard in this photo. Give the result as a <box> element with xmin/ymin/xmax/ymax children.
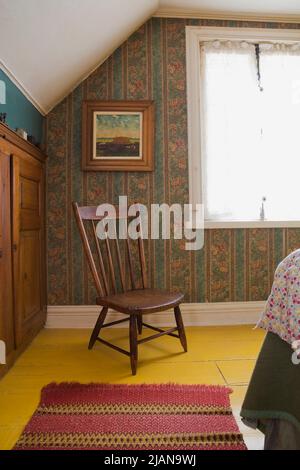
<box><xmin>46</xmin><ymin>301</ymin><xmax>265</xmax><ymax>329</ymax></box>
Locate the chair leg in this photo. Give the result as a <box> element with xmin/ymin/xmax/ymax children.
<box><xmin>129</xmin><ymin>315</ymin><xmax>138</xmax><ymax>375</ymax></box>
<box><xmin>137</xmin><ymin>315</ymin><xmax>143</xmax><ymax>335</ymax></box>
<box><xmin>88</xmin><ymin>307</ymin><xmax>108</xmax><ymax>350</ymax></box>
<box><xmin>174</xmin><ymin>305</ymin><xmax>187</xmax><ymax>352</ymax></box>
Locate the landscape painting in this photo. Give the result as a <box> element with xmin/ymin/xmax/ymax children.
<box><xmin>82</xmin><ymin>100</ymin><xmax>154</xmax><ymax>171</ymax></box>
<box><xmin>93</xmin><ymin>111</ymin><xmax>142</xmax><ymax>160</ymax></box>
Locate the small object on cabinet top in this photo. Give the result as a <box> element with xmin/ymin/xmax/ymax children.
<box><xmin>15</xmin><ymin>128</ymin><xmax>28</xmax><ymax>140</ymax></box>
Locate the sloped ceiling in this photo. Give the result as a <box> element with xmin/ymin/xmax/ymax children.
<box><xmin>1</xmin><ymin>0</ymin><xmax>300</xmax><ymax>115</ymax></box>
<box><xmin>0</xmin><ymin>0</ymin><xmax>158</xmax><ymax>114</ymax></box>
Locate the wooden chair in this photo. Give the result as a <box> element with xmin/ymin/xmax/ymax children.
<box><xmin>73</xmin><ymin>203</ymin><xmax>187</xmax><ymax>375</ymax></box>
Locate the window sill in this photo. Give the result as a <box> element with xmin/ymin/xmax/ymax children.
<box><xmin>204</xmin><ymin>220</ymin><xmax>300</xmax><ymax>229</ymax></box>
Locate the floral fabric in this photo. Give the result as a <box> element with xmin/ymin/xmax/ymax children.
<box><xmin>258</xmin><ymin>249</ymin><xmax>300</xmax><ymax>344</ymax></box>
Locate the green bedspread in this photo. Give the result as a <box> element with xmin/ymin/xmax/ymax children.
<box><xmin>241</xmin><ymin>332</ymin><xmax>300</xmax><ymax>433</ymax></box>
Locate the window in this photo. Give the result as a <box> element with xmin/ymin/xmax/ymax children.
<box><xmin>186</xmin><ymin>27</ymin><xmax>300</xmax><ymax>226</ymax></box>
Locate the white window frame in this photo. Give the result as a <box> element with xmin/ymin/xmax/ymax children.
<box><xmin>186</xmin><ymin>26</ymin><xmax>300</xmax><ymax>228</ymax></box>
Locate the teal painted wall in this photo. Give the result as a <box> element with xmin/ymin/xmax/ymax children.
<box><xmin>0</xmin><ymin>69</ymin><xmax>44</xmax><ymax>143</ymax></box>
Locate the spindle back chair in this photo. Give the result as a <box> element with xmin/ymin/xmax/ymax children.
<box><xmin>73</xmin><ymin>202</ymin><xmax>187</xmax><ymax>375</ymax></box>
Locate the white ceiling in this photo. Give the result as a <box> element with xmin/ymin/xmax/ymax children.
<box><xmin>1</xmin><ymin>0</ymin><xmax>300</xmax><ymax>115</ymax></box>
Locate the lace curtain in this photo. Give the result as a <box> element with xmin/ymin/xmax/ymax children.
<box><xmin>201</xmin><ymin>40</ymin><xmax>300</xmax><ymax>221</ymax></box>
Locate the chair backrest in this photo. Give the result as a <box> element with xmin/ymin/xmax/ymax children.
<box><xmin>72</xmin><ymin>202</ymin><xmax>147</xmax><ymax>297</ymax></box>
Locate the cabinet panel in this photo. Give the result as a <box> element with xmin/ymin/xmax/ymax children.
<box><xmin>21</xmin><ymin>177</ymin><xmax>39</xmax><ymax>211</ymax></box>
<box><xmin>19</xmin><ymin>231</ymin><xmax>41</xmax><ymax>321</ymax></box>
<box><xmin>0</xmin><ymin>152</ymin><xmax>15</xmax><ymax>364</ymax></box>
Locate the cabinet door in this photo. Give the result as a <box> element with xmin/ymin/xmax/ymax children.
<box><xmin>0</xmin><ymin>152</ymin><xmax>15</xmax><ymax>364</ymax></box>
<box><xmin>12</xmin><ymin>155</ymin><xmax>46</xmax><ymax>347</ymax></box>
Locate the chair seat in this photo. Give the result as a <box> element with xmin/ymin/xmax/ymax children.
<box><xmin>96</xmin><ymin>288</ymin><xmax>184</xmax><ymax>314</ymax></box>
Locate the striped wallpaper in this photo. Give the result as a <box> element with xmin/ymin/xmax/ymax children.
<box><xmin>46</xmin><ymin>17</ymin><xmax>300</xmax><ymax>305</ymax></box>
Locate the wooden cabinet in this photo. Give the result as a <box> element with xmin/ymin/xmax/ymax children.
<box><xmin>0</xmin><ymin>123</ymin><xmax>46</xmax><ymax>377</ymax></box>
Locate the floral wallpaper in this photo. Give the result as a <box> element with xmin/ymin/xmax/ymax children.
<box><xmin>46</xmin><ymin>17</ymin><xmax>300</xmax><ymax>305</ymax></box>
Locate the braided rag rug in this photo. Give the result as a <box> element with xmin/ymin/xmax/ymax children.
<box><xmin>14</xmin><ymin>383</ymin><xmax>247</xmax><ymax>450</ymax></box>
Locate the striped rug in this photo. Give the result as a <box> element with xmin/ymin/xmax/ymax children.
<box><xmin>14</xmin><ymin>383</ymin><xmax>247</xmax><ymax>450</ymax></box>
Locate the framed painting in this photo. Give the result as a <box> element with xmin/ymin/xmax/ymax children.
<box><xmin>82</xmin><ymin>100</ymin><xmax>154</xmax><ymax>171</ymax></box>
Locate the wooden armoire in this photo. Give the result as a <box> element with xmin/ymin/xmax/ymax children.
<box><xmin>0</xmin><ymin>122</ymin><xmax>46</xmax><ymax>377</ymax></box>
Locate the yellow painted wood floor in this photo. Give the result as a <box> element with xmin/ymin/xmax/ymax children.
<box><xmin>0</xmin><ymin>325</ymin><xmax>266</xmax><ymax>450</ymax></box>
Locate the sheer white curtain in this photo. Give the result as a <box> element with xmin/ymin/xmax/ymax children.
<box><xmin>201</xmin><ymin>40</ymin><xmax>300</xmax><ymax>221</ymax></box>
<box><xmin>259</xmin><ymin>44</ymin><xmax>300</xmax><ymax>220</ymax></box>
